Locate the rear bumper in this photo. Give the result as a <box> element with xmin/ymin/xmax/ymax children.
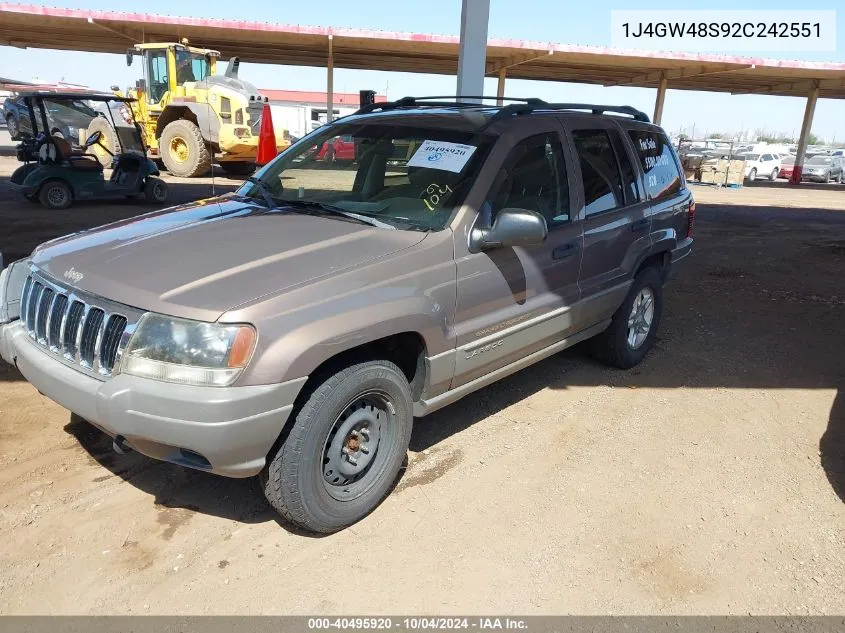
<box><xmin>1</xmin><ymin>319</ymin><xmax>306</xmax><ymax>478</ymax></box>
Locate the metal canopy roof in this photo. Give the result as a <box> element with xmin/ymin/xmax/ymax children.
<box><xmin>1</xmin><ymin>3</ymin><xmax>844</xmax><ymax>99</ymax></box>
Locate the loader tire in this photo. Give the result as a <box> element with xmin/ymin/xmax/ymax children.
<box><xmin>86</xmin><ymin>117</ymin><xmax>120</xmax><ymax>168</ymax></box>
<box><xmin>160</xmin><ymin>119</ymin><xmax>211</xmax><ymax>178</ymax></box>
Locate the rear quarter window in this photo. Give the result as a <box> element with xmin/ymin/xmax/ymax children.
<box><xmin>627</xmin><ymin>130</ymin><xmax>682</xmax><ymax>200</ymax></box>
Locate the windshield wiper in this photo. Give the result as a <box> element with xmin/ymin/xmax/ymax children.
<box><xmin>245</xmin><ymin>176</ymin><xmax>283</xmax><ymax>209</ymax></box>
<box><xmin>276</xmin><ymin>199</ymin><xmax>396</xmax><ymax>230</ymax></box>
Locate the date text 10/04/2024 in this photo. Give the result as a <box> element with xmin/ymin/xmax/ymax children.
<box><xmin>308</xmin><ymin>618</ymin><xmax>528</xmax><ymax>630</ymax></box>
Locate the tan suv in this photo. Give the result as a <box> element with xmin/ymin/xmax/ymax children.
<box><xmin>0</xmin><ymin>97</ymin><xmax>694</xmax><ymax>533</ymax></box>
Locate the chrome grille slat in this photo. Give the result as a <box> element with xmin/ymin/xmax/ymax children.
<box><xmin>27</xmin><ymin>282</ymin><xmax>43</xmax><ymax>335</ymax></box>
<box><xmin>20</xmin><ymin>270</ymin><xmax>139</xmax><ymax>379</ymax></box>
<box><xmin>20</xmin><ymin>276</ymin><xmax>33</xmax><ymax>325</ymax></box>
<box><xmin>63</xmin><ymin>301</ymin><xmax>85</xmax><ymax>359</ymax></box>
<box><xmin>35</xmin><ymin>287</ymin><xmax>54</xmax><ymax>343</ymax></box>
<box><xmin>48</xmin><ymin>294</ymin><xmax>68</xmax><ymax>350</ymax></box>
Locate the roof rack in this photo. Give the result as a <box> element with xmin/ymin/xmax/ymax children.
<box><xmin>353</xmin><ymin>96</ymin><xmax>650</xmax><ymax>123</ymax></box>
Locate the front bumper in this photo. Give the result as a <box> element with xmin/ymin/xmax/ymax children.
<box><xmin>1</xmin><ymin>320</ymin><xmax>306</xmax><ymax>478</ymax></box>
<box><xmin>801</xmin><ymin>173</ymin><xmax>829</xmax><ymax>182</ymax></box>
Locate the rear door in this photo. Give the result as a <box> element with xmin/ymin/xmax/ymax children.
<box><xmin>562</xmin><ymin>118</ymin><xmax>650</xmax><ymax>327</ymax></box>
<box><xmin>625</xmin><ymin>124</ymin><xmax>693</xmax><ymax>263</ymax></box>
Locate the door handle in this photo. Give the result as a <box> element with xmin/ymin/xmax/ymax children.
<box><xmin>552</xmin><ymin>241</ymin><xmax>580</xmax><ymax>259</ymax></box>
<box><xmin>631</xmin><ymin>218</ymin><xmax>649</xmax><ymax>232</ymax></box>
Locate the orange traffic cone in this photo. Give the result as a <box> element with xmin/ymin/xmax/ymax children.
<box><xmin>255</xmin><ymin>103</ymin><xmax>277</xmax><ymax>166</ymax></box>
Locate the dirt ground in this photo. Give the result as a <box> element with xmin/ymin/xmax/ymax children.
<box><xmin>0</xmin><ymin>156</ymin><xmax>843</xmax><ymax>614</ymax></box>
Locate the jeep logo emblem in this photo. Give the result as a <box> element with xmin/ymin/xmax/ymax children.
<box><xmin>63</xmin><ymin>267</ymin><xmax>84</xmax><ymax>283</ymax></box>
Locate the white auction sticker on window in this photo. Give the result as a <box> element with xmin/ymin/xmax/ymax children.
<box><xmin>407</xmin><ymin>140</ymin><xmax>477</xmax><ymax>172</ymax></box>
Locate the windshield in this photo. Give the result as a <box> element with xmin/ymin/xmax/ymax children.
<box><xmin>237</xmin><ymin>119</ymin><xmax>494</xmax><ymax>231</ymax></box>
<box><xmin>808</xmin><ymin>156</ymin><xmax>832</xmax><ymax>165</ymax></box>
<box><xmin>175</xmin><ymin>49</ymin><xmax>211</xmax><ymax>83</ymax></box>
<box><xmin>781</xmin><ymin>156</ymin><xmax>795</xmax><ymax>165</ymax></box>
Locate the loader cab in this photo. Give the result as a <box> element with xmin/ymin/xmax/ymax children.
<box><xmin>126</xmin><ymin>43</ymin><xmax>217</xmax><ymax>107</ymax></box>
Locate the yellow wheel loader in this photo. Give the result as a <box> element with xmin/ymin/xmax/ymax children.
<box><xmin>95</xmin><ymin>41</ymin><xmax>290</xmax><ymax>177</ymax></box>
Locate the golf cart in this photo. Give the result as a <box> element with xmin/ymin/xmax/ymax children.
<box><xmin>9</xmin><ymin>92</ymin><xmax>168</xmax><ymax>210</ymax></box>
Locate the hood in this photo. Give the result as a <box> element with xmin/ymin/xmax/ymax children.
<box><xmin>31</xmin><ymin>196</ymin><xmax>426</xmax><ymax>322</ymax></box>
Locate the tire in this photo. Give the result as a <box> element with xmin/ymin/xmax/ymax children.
<box><xmin>769</xmin><ymin>168</ymin><xmax>778</xmax><ymax>181</ymax></box>
<box><xmin>218</xmin><ymin>161</ymin><xmax>255</xmax><ymax>177</ymax></box>
<box><xmin>6</xmin><ymin>114</ymin><xmax>19</xmax><ymax>140</ymax></box>
<box><xmin>589</xmin><ymin>267</ymin><xmax>663</xmax><ymax>369</ymax></box>
<box><xmin>159</xmin><ymin>119</ymin><xmax>211</xmax><ymax>178</ymax></box>
<box><xmin>38</xmin><ymin>179</ymin><xmax>73</xmax><ymax>210</ymax></box>
<box><xmin>143</xmin><ymin>176</ymin><xmax>168</xmax><ymax>203</ymax></box>
<box><xmin>747</xmin><ymin>168</ymin><xmax>757</xmax><ymax>181</ymax></box>
<box><xmin>260</xmin><ymin>360</ymin><xmax>414</xmax><ymax>534</ymax></box>
<box><xmin>86</xmin><ymin>117</ymin><xmax>119</xmax><ymax>167</ymax></box>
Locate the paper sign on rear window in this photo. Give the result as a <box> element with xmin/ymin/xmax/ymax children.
<box><xmin>407</xmin><ymin>140</ymin><xmax>477</xmax><ymax>173</ymax></box>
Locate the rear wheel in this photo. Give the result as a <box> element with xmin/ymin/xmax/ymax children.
<box><xmin>260</xmin><ymin>360</ymin><xmax>413</xmax><ymax>534</ymax></box>
<box><xmin>38</xmin><ymin>179</ymin><xmax>73</xmax><ymax>210</ymax></box>
<box><xmin>160</xmin><ymin>119</ymin><xmax>211</xmax><ymax>178</ymax></box>
<box><xmin>747</xmin><ymin>168</ymin><xmax>757</xmax><ymax>181</ymax></box>
<box><xmin>589</xmin><ymin>267</ymin><xmax>663</xmax><ymax>369</ymax></box>
<box><xmin>218</xmin><ymin>161</ymin><xmax>255</xmax><ymax>177</ymax></box>
<box><xmin>769</xmin><ymin>167</ymin><xmax>778</xmax><ymax>181</ymax></box>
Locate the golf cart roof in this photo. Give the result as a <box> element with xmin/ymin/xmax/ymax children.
<box><xmin>17</xmin><ymin>91</ymin><xmax>136</xmax><ymax>103</ymax></box>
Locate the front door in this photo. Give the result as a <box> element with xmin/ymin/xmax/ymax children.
<box><xmin>563</xmin><ymin>119</ymin><xmax>651</xmax><ymax>327</ymax></box>
<box><xmin>452</xmin><ymin>119</ymin><xmax>583</xmax><ymax>388</ymax></box>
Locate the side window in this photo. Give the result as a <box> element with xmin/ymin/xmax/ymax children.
<box><xmin>608</xmin><ymin>129</ymin><xmax>639</xmax><ymax>203</ymax></box>
<box><xmin>572</xmin><ymin>129</ymin><xmax>625</xmax><ymax>216</ymax></box>
<box><xmin>484</xmin><ymin>133</ymin><xmax>570</xmax><ymax>228</ymax></box>
<box><xmin>627</xmin><ymin>129</ymin><xmax>682</xmax><ymax>201</ymax></box>
<box><xmin>147</xmin><ymin>51</ymin><xmax>169</xmax><ymax>103</ymax></box>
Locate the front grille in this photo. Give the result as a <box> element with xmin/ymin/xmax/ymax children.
<box><xmin>19</xmin><ymin>271</ymin><xmax>141</xmax><ymax>378</ymax></box>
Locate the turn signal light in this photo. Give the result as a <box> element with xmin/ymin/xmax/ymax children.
<box><xmin>228</xmin><ymin>326</ymin><xmax>256</xmax><ymax>368</ymax></box>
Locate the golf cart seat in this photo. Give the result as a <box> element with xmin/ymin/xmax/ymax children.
<box><xmin>48</xmin><ymin>135</ymin><xmax>103</xmax><ymax>171</ymax></box>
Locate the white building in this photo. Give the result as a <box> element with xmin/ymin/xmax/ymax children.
<box><xmin>259</xmin><ymin>89</ymin><xmax>386</xmax><ymax>140</ymax></box>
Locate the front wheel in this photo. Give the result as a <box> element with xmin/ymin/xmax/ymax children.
<box><xmin>589</xmin><ymin>267</ymin><xmax>663</xmax><ymax>369</ymax></box>
<box><xmin>159</xmin><ymin>119</ymin><xmax>212</xmax><ymax>178</ymax></box>
<box><xmin>260</xmin><ymin>360</ymin><xmax>413</xmax><ymax>534</ymax></box>
<box><xmin>769</xmin><ymin>168</ymin><xmax>778</xmax><ymax>181</ymax></box>
<box><xmin>143</xmin><ymin>176</ymin><xmax>168</xmax><ymax>203</ymax></box>
<box><xmin>747</xmin><ymin>168</ymin><xmax>757</xmax><ymax>181</ymax></box>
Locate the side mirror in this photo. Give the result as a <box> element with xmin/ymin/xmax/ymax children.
<box><xmin>85</xmin><ymin>130</ymin><xmax>103</xmax><ymax>147</ymax></box>
<box><xmin>469</xmin><ymin>208</ymin><xmax>548</xmax><ymax>253</ymax></box>
<box><xmin>135</xmin><ymin>78</ymin><xmax>146</xmax><ymax>93</ymax></box>
<box><xmin>125</xmin><ymin>50</ymin><xmax>134</xmax><ymax>66</ymax></box>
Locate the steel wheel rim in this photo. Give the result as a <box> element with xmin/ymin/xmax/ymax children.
<box><xmin>170</xmin><ymin>137</ymin><xmax>189</xmax><ymax>163</ymax></box>
<box><xmin>627</xmin><ymin>287</ymin><xmax>655</xmax><ymax>350</ymax></box>
<box><xmin>8</xmin><ymin>117</ymin><xmax>17</xmax><ymax>136</ymax></box>
<box><xmin>321</xmin><ymin>390</ymin><xmax>395</xmax><ymax>501</ymax></box>
<box><xmin>47</xmin><ymin>184</ymin><xmax>69</xmax><ymax>207</ymax></box>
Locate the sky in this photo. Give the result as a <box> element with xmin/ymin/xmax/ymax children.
<box><xmin>1</xmin><ymin>0</ymin><xmax>843</xmax><ymax>140</ymax></box>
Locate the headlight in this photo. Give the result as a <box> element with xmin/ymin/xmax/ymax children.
<box><xmin>120</xmin><ymin>314</ymin><xmax>256</xmax><ymax>387</ymax></box>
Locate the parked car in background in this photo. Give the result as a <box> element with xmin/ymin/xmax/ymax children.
<box><xmin>3</xmin><ymin>94</ymin><xmax>98</xmax><ymax>146</ymax></box>
<box><xmin>0</xmin><ymin>97</ymin><xmax>694</xmax><ymax>533</ymax></box>
<box><xmin>743</xmin><ymin>152</ymin><xmax>781</xmax><ymax>181</ymax></box>
<box><xmin>832</xmin><ymin>149</ymin><xmax>844</xmax><ymax>158</ymax></box>
<box><xmin>778</xmin><ymin>156</ymin><xmax>795</xmax><ymax>180</ymax></box>
<box><xmin>801</xmin><ymin>155</ymin><xmax>844</xmax><ymax>183</ymax></box>
<box><xmin>317</xmin><ymin>134</ymin><xmax>356</xmax><ymax>162</ymax></box>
